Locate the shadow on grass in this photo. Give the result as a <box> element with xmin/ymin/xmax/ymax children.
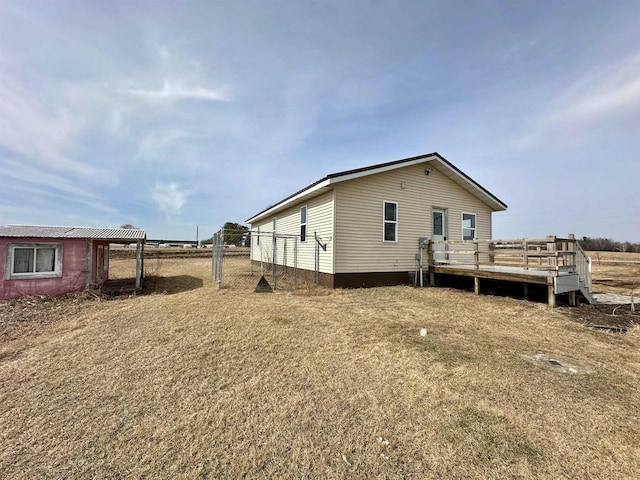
<box><xmin>144</xmin><ymin>275</ymin><xmax>204</xmax><ymax>295</ymax></box>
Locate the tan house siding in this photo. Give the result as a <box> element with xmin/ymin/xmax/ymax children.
<box><xmin>334</xmin><ymin>162</ymin><xmax>493</xmax><ymax>273</ymax></box>
<box><xmin>250</xmin><ymin>190</ymin><xmax>335</xmax><ymax>273</ymax></box>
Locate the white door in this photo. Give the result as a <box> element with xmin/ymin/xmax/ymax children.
<box><xmin>432</xmin><ymin>209</ymin><xmax>447</xmax><ymax>262</ymax></box>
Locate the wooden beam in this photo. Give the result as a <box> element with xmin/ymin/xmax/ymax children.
<box><xmin>568</xmin><ymin>290</ymin><xmax>576</xmax><ymax>307</ymax></box>
<box><xmin>432</xmin><ymin>266</ymin><xmax>549</xmax><ymax>285</ymax></box>
<box><xmin>135</xmin><ymin>241</ymin><xmax>142</xmax><ymax>290</ymax></box>
<box><xmin>474</xmin><ymin>277</ymin><xmax>480</xmax><ymax>295</ymax></box>
<box><xmin>523</xmin><ymin>283</ymin><xmax>529</xmax><ymax>300</ymax></box>
<box><xmin>548</xmin><ymin>285</ymin><xmax>556</xmax><ymax>307</ymax></box>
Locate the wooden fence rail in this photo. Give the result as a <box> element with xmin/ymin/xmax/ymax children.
<box><xmin>425</xmin><ymin>235</ymin><xmax>582</xmax><ymax>275</ymax></box>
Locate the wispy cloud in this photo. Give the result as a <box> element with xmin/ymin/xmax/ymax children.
<box><xmin>120</xmin><ymin>80</ymin><xmax>232</xmax><ymax>101</ymax></box>
<box><xmin>546</xmin><ymin>51</ymin><xmax>640</xmax><ymax>125</ymax></box>
<box><xmin>136</xmin><ymin>130</ymin><xmax>196</xmax><ymax>158</ymax></box>
<box><xmin>152</xmin><ymin>182</ymin><xmax>189</xmax><ymax>216</ymax></box>
<box><xmin>512</xmin><ymin>51</ymin><xmax>640</xmax><ymax>150</ymax></box>
<box><xmin>0</xmin><ymin>72</ymin><xmax>107</xmax><ymax>178</ymax></box>
<box><xmin>0</xmin><ymin>158</ymin><xmax>96</xmax><ymax>198</ymax></box>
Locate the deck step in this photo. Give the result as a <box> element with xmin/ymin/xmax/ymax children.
<box><xmin>579</xmin><ymin>285</ymin><xmax>595</xmax><ymax>304</ymax></box>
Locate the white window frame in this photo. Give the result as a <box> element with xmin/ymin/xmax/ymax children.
<box><xmin>383</xmin><ymin>201</ymin><xmax>398</xmax><ymax>243</ymax></box>
<box><xmin>300</xmin><ymin>205</ymin><xmax>307</xmax><ymax>242</ymax></box>
<box><xmin>5</xmin><ymin>242</ymin><xmax>63</xmax><ymax>280</ymax></box>
<box><xmin>461</xmin><ymin>212</ymin><xmax>477</xmax><ymax>241</ymax></box>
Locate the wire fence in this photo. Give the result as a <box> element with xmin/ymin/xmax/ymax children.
<box><xmin>212</xmin><ymin>228</ymin><xmax>320</xmax><ymax>290</ymax></box>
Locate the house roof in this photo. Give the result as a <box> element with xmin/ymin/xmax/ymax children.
<box><xmin>0</xmin><ymin>225</ymin><xmax>146</xmax><ymax>242</ymax></box>
<box><xmin>246</xmin><ymin>152</ymin><xmax>507</xmax><ymax>223</ymax></box>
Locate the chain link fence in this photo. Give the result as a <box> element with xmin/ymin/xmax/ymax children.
<box><xmin>212</xmin><ymin>228</ymin><xmax>320</xmax><ymax>290</ymax></box>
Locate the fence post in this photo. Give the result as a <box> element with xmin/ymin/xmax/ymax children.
<box><xmin>272</xmin><ymin>232</ymin><xmax>276</xmax><ymax>289</ymax></box>
<box><xmin>294</xmin><ymin>236</ymin><xmax>298</xmax><ymax>290</ymax></box>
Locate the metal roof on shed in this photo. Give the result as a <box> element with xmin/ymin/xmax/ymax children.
<box><xmin>0</xmin><ymin>225</ymin><xmax>146</xmax><ymax>242</ymax></box>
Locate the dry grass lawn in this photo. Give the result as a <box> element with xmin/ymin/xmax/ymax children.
<box><xmin>1</xmin><ymin>256</ymin><xmax>639</xmax><ymax>479</ymax></box>
<box><xmin>587</xmin><ymin>251</ymin><xmax>640</xmax><ymax>295</ymax></box>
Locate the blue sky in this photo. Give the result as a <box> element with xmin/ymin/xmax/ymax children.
<box><xmin>1</xmin><ymin>0</ymin><xmax>638</xmax><ymax>241</ymax></box>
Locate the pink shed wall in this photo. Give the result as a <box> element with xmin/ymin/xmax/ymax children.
<box><xmin>0</xmin><ymin>237</ymin><xmax>90</xmax><ymax>300</ymax></box>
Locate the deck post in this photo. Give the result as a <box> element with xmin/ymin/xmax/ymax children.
<box><xmin>523</xmin><ymin>239</ymin><xmax>528</xmax><ymax>270</ymax></box>
<box><xmin>474</xmin><ymin>241</ymin><xmax>479</xmax><ymax>270</ymax></box>
<box><xmin>523</xmin><ymin>283</ymin><xmax>529</xmax><ymax>300</ymax></box>
<box><xmin>568</xmin><ymin>290</ymin><xmax>576</xmax><ymax>307</ymax></box>
<box><xmin>548</xmin><ymin>284</ymin><xmax>556</xmax><ymax>308</ymax></box>
<box><xmin>428</xmin><ymin>240</ymin><xmax>435</xmax><ymax>286</ymax></box>
<box><xmin>568</xmin><ymin>234</ymin><xmax>576</xmax><ymax>272</ymax></box>
<box><xmin>474</xmin><ymin>277</ymin><xmax>480</xmax><ymax>295</ymax></box>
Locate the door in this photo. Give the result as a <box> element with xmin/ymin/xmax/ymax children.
<box><xmin>432</xmin><ymin>208</ymin><xmax>447</xmax><ymax>262</ymax></box>
<box><xmin>96</xmin><ymin>245</ymin><xmax>104</xmax><ymax>286</ymax></box>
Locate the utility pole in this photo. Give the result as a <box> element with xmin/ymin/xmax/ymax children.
<box><xmin>196</xmin><ymin>225</ymin><xmax>199</xmax><ymax>246</ymax></box>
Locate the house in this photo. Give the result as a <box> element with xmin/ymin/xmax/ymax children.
<box><xmin>0</xmin><ymin>225</ymin><xmax>146</xmax><ymax>300</ymax></box>
<box><xmin>246</xmin><ymin>152</ymin><xmax>507</xmax><ymax>288</ymax></box>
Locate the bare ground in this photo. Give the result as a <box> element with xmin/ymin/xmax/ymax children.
<box><xmin>0</xmin><ymin>257</ymin><xmax>639</xmax><ymax>479</ymax></box>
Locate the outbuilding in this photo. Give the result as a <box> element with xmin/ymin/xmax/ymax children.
<box><xmin>0</xmin><ymin>225</ymin><xmax>146</xmax><ymax>300</ymax></box>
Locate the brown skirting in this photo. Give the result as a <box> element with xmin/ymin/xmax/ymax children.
<box><xmin>333</xmin><ymin>272</ymin><xmax>411</xmax><ymax>288</ymax></box>
<box><xmin>249</xmin><ymin>261</ymin><xmax>417</xmax><ymax>289</ymax></box>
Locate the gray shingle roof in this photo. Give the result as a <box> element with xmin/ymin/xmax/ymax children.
<box><xmin>0</xmin><ymin>225</ymin><xmax>146</xmax><ymax>242</ymax></box>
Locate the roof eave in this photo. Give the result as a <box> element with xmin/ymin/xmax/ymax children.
<box><xmin>245</xmin><ymin>152</ymin><xmax>507</xmax><ymax>223</ymax></box>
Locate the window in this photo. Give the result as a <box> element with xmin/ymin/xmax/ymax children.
<box><xmin>383</xmin><ymin>201</ymin><xmax>398</xmax><ymax>242</ymax></box>
<box><xmin>7</xmin><ymin>243</ymin><xmax>62</xmax><ymax>279</ymax></box>
<box><xmin>462</xmin><ymin>213</ymin><xmax>476</xmax><ymax>240</ymax></box>
<box><xmin>300</xmin><ymin>206</ymin><xmax>307</xmax><ymax>242</ymax></box>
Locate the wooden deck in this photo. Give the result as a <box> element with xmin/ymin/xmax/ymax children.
<box><xmin>421</xmin><ymin>235</ymin><xmax>593</xmax><ymax>306</ymax></box>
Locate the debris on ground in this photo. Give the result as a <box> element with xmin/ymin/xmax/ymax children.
<box><xmin>563</xmin><ymin>303</ymin><xmax>637</xmax><ymax>331</ymax></box>
<box><xmin>0</xmin><ymin>292</ymin><xmax>104</xmax><ymax>343</ymax></box>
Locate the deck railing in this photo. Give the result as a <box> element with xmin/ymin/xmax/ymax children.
<box><xmin>574</xmin><ymin>241</ymin><xmax>592</xmax><ymax>291</ymax></box>
<box><xmin>425</xmin><ymin>235</ymin><xmax>584</xmax><ymax>276</ymax></box>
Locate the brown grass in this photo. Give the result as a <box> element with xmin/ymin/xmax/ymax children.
<box><xmin>587</xmin><ymin>251</ymin><xmax>640</xmax><ymax>295</ymax></box>
<box><xmin>1</xmin><ymin>257</ymin><xmax>639</xmax><ymax>479</ymax></box>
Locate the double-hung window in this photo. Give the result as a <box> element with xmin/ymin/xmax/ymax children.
<box><xmin>8</xmin><ymin>243</ymin><xmax>62</xmax><ymax>279</ymax></box>
<box><xmin>300</xmin><ymin>206</ymin><xmax>307</xmax><ymax>242</ymax></box>
<box><xmin>383</xmin><ymin>201</ymin><xmax>398</xmax><ymax>242</ymax></box>
<box><xmin>462</xmin><ymin>213</ymin><xmax>476</xmax><ymax>240</ymax></box>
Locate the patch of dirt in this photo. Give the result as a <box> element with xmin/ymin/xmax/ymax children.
<box><xmin>0</xmin><ymin>292</ymin><xmax>104</xmax><ymax>344</ymax></box>
<box><xmin>562</xmin><ymin>303</ymin><xmax>638</xmax><ymax>330</ymax></box>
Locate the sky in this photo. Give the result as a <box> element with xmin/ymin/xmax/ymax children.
<box><xmin>1</xmin><ymin>0</ymin><xmax>639</xmax><ymax>241</ymax></box>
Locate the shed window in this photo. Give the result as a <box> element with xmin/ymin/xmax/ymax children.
<box><xmin>462</xmin><ymin>213</ymin><xmax>476</xmax><ymax>240</ymax></box>
<box><xmin>8</xmin><ymin>243</ymin><xmax>62</xmax><ymax>279</ymax></box>
<box><xmin>383</xmin><ymin>201</ymin><xmax>398</xmax><ymax>242</ymax></box>
<box><xmin>300</xmin><ymin>206</ymin><xmax>307</xmax><ymax>242</ymax></box>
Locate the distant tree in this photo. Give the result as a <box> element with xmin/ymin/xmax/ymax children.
<box><xmin>579</xmin><ymin>236</ymin><xmax>640</xmax><ymax>253</ymax></box>
<box><xmin>223</xmin><ymin>222</ymin><xmax>249</xmax><ymax>246</ymax></box>
<box><xmin>120</xmin><ymin>223</ymin><xmax>138</xmax><ymax>229</ymax></box>
<box><xmin>200</xmin><ymin>236</ymin><xmax>213</xmax><ymax>246</ymax></box>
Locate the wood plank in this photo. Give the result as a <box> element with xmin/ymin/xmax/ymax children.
<box><xmin>432</xmin><ymin>266</ymin><xmax>550</xmax><ymax>284</ymax></box>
